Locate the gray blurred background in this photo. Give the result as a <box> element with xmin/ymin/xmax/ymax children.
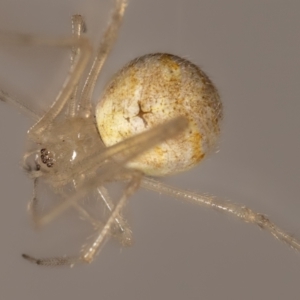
<box><xmin>0</xmin><ymin>0</ymin><xmax>299</xmax><ymax>299</ymax></box>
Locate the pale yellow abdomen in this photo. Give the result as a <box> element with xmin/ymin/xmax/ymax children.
<box><xmin>96</xmin><ymin>53</ymin><xmax>222</xmax><ymax>176</ymax></box>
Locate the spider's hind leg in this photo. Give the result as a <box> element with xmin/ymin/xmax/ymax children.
<box><xmin>142</xmin><ymin>178</ymin><xmax>300</xmax><ymax>253</ymax></box>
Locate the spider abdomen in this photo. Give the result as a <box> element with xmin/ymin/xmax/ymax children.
<box><xmin>96</xmin><ymin>53</ymin><xmax>222</xmax><ymax>176</ymax></box>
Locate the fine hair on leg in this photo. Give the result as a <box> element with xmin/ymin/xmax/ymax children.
<box><xmin>141</xmin><ymin>178</ymin><xmax>300</xmax><ymax>251</ymax></box>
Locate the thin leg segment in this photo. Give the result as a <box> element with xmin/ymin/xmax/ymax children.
<box><xmin>2</xmin><ymin>33</ymin><xmax>94</xmax><ymax>141</ymax></box>
<box><xmin>79</xmin><ymin>0</ymin><xmax>127</xmax><ymax>117</ymax></box>
<box><xmin>97</xmin><ymin>186</ymin><xmax>133</xmax><ymax>246</ymax></box>
<box><xmin>141</xmin><ymin>177</ymin><xmax>300</xmax><ymax>252</ymax></box>
<box><xmin>81</xmin><ymin>173</ymin><xmax>141</xmax><ymax>263</ymax></box>
<box><xmin>0</xmin><ymin>89</ymin><xmax>40</xmax><ymax>121</ymax></box>
<box><xmin>28</xmin><ymin>178</ymin><xmax>104</xmax><ymax>229</ymax></box>
<box><xmin>22</xmin><ymin>172</ymin><xmax>142</xmax><ymax>266</ymax></box>
<box><xmin>67</xmin><ymin>14</ymin><xmax>87</xmax><ymax>117</ymax></box>
<box><xmin>22</xmin><ymin>254</ymin><xmax>79</xmax><ymax>267</ymax></box>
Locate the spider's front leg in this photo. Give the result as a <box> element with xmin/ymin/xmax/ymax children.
<box><xmin>0</xmin><ymin>90</ymin><xmax>40</xmax><ymax>121</ymax></box>
<box><xmin>79</xmin><ymin>0</ymin><xmax>127</xmax><ymax>117</ymax></box>
<box><xmin>26</xmin><ymin>34</ymin><xmax>92</xmax><ymax>141</ymax></box>
<box><xmin>0</xmin><ymin>31</ymin><xmax>92</xmax><ymax>131</ymax></box>
<box><xmin>65</xmin><ymin>14</ymin><xmax>87</xmax><ymax>117</ymax></box>
<box><xmin>81</xmin><ymin>172</ymin><xmax>141</xmax><ymax>264</ymax></box>
<box><xmin>22</xmin><ymin>171</ymin><xmax>142</xmax><ymax>267</ymax></box>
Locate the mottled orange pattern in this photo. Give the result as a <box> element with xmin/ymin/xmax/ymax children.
<box><xmin>96</xmin><ymin>53</ymin><xmax>222</xmax><ymax>176</ymax></box>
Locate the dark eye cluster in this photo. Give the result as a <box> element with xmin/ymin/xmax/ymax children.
<box><xmin>40</xmin><ymin>148</ymin><xmax>55</xmax><ymax>168</ymax></box>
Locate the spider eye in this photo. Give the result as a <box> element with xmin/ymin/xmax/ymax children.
<box><xmin>40</xmin><ymin>148</ymin><xmax>55</xmax><ymax>168</ymax></box>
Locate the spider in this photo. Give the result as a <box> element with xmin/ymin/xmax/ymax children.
<box><xmin>0</xmin><ymin>0</ymin><xmax>299</xmax><ymax>267</ymax></box>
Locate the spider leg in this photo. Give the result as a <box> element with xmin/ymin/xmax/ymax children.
<box><xmin>26</xmin><ymin>34</ymin><xmax>91</xmax><ymax>141</ymax></box>
<box><xmin>0</xmin><ymin>24</ymin><xmax>91</xmax><ymax>129</ymax></box>
<box><xmin>27</xmin><ymin>176</ymin><xmax>127</xmax><ymax>244</ymax></box>
<box><xmin>28</xmin><ymin>175</ymin><xmax>131</xmax><ymax>243</ymax></box>
<box><xmin>0</xmin><ymin>31</ymin><xmax>92</xmax><ymax>138</ymax></box>
<box><xmin>0</xmin><ymin>89</ymin><xmax>40</xmax><ymax>121</ymax></box>
<box><xmin>0</xmin><ymin>33</ymin><xmax>92</xmax><ymax>142</ymax></box>
<box><xmin>79</xmin><ymin>0</ymin><xmax>127</xmax><ymax>117</ymax></box>
<box><xmin>1</xmin><ymin>0</ymin><xmax>127</xmax><ymax>122</ymax></box>
<box><xmin>72</xmin><ymin>202</ymin><xmax>103</xmax><ymax>229</ymax></box>
<box><xmin>66</xmin><ymin>14</ymin><xmax>86</xmax><ymax>117</ymax></box>
<box><xmin>27</xmin><ymin>178</ymin><xmax>104</xmax><ymax>230</ymax></box>
<box><xmin>59</xmin><ymin>116</ymin><xmax>188</xmax><ymax>186</ymax></box>
<box><xmin>81</xmin><ymin>173</ymin><xmax>141</xmax><ymax>264</ymax></box>
<box><xmin>27</xmin><ymin>178</ymin><xmax>39</xmax><ymax>221</ymax></box>
<box><xmin>22</xmin><ymin>172</ymin><xmax>141</xmax><ymax>266</ymax></box>
<box><xmin>142</xmin><ymin>177</ymin><xmax>300</xmax><ymax>252</ymax></box>
<box><xmin>97</xmin><ymin>186</ymin><xmax>133</xmax><ymax>246</ymax></box>
<box><xmin>22</xmin><ymin>253</ymin><xmax>79</xmax><ymax>267</ymax></box>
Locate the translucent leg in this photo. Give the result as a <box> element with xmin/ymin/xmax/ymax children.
<box><xmin>0</xmin><ymin>29</ymin><xmax>91</xmax><ymax>125</ymax></box>
<box><xmin>2</xmin><ymin>34</ymin><xmax>91</xmax><ymax>143</ymax></box>
<box><xmin>79</xmin><ymin>0</ymin><xmax>127</xmax><ymax>117</ymax></box>
<box><xmin>73</xmin><ymin>203</ymin><xmax>103</xmax><ymax>229</ymax></box>
<box><xmin>27</xmin><ymin>178</ymin><xmax>103</xmax><ymax>230</ymax></box>
<box><xmin>28</xmin><ymin>35</ymin><xmax>91</xmax><ymax>140</ymax></box>
<box><xmin>0</xmin><ymin>89</ymin><xmax>40</xmax><ymax>121</ymax></box>
<box><xmin>97</xmin><ymin>186</ymin><xmax>133</xmax><ymax>246</ymax></box>
<box><xmin>81</xmin><ymin>173</ymin><xmax>141</xmax><ymax>263</ymax></box>
<box><xmin>22</xmin><ymin>173</ymin><xmax>141</xmax><ymax>266</ymax></box>
<box><xmin>56</xmin><ymin>115</ymin><xmax>188</xmax><ymax>187</ymax></box>
<box><xmin>67</xmin><ymin>14</ymin><xmax>86</xmax><ymax>117</ymax></box>
<box><xmin>27</xmin><ymin>177</ymin><xmax>130</xmax><ymax>246</ymax></box>
<box><xmin>141</xmin><ymin>177</ymin><xmax>300</xmax><ymax>252</ymax></box>
<box><xmin>27</xmin><ymin>178</ymin><xmax>39</xmax><ymax>221</ymax></box>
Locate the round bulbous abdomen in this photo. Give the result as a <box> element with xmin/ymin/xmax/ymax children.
<box><xmin>96</xmin><ymin>53</ymin><xmax>223</xmax><ymax>176</ymax></box>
